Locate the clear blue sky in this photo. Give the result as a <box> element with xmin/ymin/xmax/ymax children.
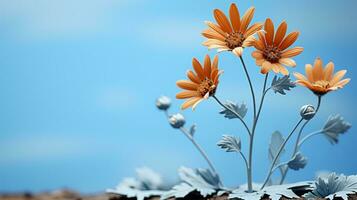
<box><xmin>0</xmin><ymin>0</ymin><xmax>356</xmax><ymax>193</ymax></box>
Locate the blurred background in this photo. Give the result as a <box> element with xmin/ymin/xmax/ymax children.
<box><xmin>0</xmin><ymin>0</ymin><xmax>356</xmax><ymax>194</ymax></box>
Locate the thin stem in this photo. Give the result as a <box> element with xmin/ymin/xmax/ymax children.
<box><xmin>164</xmin><ymin>110</ymin><xmax>169</xmax><ymax>118</ymax></box>
<box><xmin>246</xmin><ymin>73</ymin><xmax>269</xmax><ymax>192</ymax></box>
<box><xmin>298</xmin><ymin>130</ymin><xmax>323</xmax><ymax>147</ymax></box>
<box><xmin>239</xmin><ymin>151</ymin><xmax>249</xmax><ymax>171</ymax></box>
<box><xmin>279</xmin><ymin>96</ymin><xmax>322</xmax><ymax>184</ymax></box>
<box><xmin>212</xmin><ymin>95</ymin><xmax>252</xmax><ymax>136</ymax></box>
<box><xmin>272</xmin><ymin>162</ymin><xmax>289</xmax><ymax>173</ymax></box>
<box><xmin>261</xmin><ymin>118</ymin><xmax>304</xmax><ymax>189</ymax></box>
<box><xmin>179</xmin><ymin>127</ymin><xmax>218</xmax><ymax>175</ymax></box>
<box><xmin>239</xmin><ymin>56</ymin><xmax>257</xmax><ymax>119</ymax></box>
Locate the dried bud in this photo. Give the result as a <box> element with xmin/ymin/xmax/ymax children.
<box><xmin>300</xmin><ymin>104</ymin><xmax>316</xmax><ymax>120</ymax></box>
<box><xmin>156</xmin><ymin>96</ymin><xmax>171</xmax><ymax>110</ymax></box>
<box><xmin>169</xmin><ymin>113</ymin><xmax>185</xmax><ymax>129</ymax></box>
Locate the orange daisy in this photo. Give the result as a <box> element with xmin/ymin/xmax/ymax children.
<box><xmin>252</xmin><ymin>18</ymin><xmax>303</xmax><ymax>75</ymax></box>
<box><xmin>176</xmin><ymin>55</ymin><xmax>223</xmax><ymax>110</ymax></box>
<box><xmin>294</xmin><ymin>58</ymin><xmax>350</xmax><ymax>96</ymax></box>
<box><xmin>202</xmin><ymin>3</ymin><xmax>263</xmax><ymax>56</ymax></box>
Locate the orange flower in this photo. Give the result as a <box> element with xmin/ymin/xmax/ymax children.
<box><xmin>252</xmin><ymin>18</ymin><xmax>303</xmax><ymax>75</ymax></box>
<box><xmin>294</xmin><ymin>58</ymin><xmax>350</xmax><ymax>96</ymax></box>
<box><xmin>176</xmin><ymin>55</ymin><xmax>223</xmax><ymax>110</ymax></box>
<box><xmin>202</xmin><ymin>3</ymin><xmax>262</xmax><ymax>56</ymax></box>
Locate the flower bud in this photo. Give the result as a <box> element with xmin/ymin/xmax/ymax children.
<box><xmin>169</xmin><ymin>113</ymin><xmax>185</xmax><ymax>129</ymax></box>
<box><xmin>300</xmin><ymin>104</ymin><xmax>316</xmax><ymax>120</ymax></box>
<box><xmin>156</xmin><ymin>96</ymin><xmax>171</xmax><ymax>111</ymax></box>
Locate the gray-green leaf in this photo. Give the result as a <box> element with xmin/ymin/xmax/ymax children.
<box><xmin>217</xmin><ymin>135</ymin><xmax>241</xmax><ymax>152</ymax></box>
<box><xmin>219</xmin><ymin>101</ymin><xmax>247</xmax><ymax>119</ymax></box>
<box><xmin>322</xmin><ymin>114</ymin><xmax>351</xmax><ymax>144</ymax></box>
<box><xmin>268</xmin><ymin>131</ymin><xmax>285</xmax><ymax>164</ymax></box>
<box><xmin>287</xmin><ymin>152</ymin><xmax>308</xmax><ymax>171</ymax></box>
<box><xmin>305</xmin><ymin>173</ymin><xmax>357</xmax><ymax>199</ymax></box>
<box><xmin>161</xmin><ymin>167</ymin><xmax>222</xmax><ymax>199</ymax></box>
<box><xmin>189</xmin><ymin>124</ymin><xmax>196</xmax><ymax>137</ymax></box>
<box><xmin>271</xmin><ymin>75</ymin><xmax>296</xmax><ymax>95</ymax></box>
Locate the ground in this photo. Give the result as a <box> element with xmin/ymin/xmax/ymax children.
<box><xmin>1</xmin><ymin>190</ymin><xmax>357</xmax><ymax>200</ymax></box>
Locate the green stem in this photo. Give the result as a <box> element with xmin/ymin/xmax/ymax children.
<box><xmin>279</xmin><ymin>96</ymin><xmax>322</xmax><ymax>184</ymax></box>
<box><xmin>239</xmin><ymin>56</ymin><xmax>257</xmax><ymax>119</ymax></box>
<box><xmin>261</xmin><ymin>118</ymin><xmax>304</xmax><ymax>189</ymax></box>
<box><xmin>297</xmin><ymin>130</ymin><xmax>323</xmax><ymax>147</ymax></box>
<box><xmin>179</xmin><ymin>127</ymin><xmax>219</xmax><ymax>178</ymax></box>
<box><xmin>247</xmin><ymin>73</ymin><xmax>269</xmax><ymax>192</ymax></box>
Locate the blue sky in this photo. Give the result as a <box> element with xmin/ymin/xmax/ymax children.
<box><xmin>0</xmin><ymin>0</ymin><xmax>356</xmax><ymax>193</ymax></box>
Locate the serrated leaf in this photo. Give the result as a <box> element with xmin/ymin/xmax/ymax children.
<box><xmin>189</xmin><ymin>124</ymin><xmax>196</xmax><ymax>137</ymax></box>
<box><xmin>219</xmin><ymin>101</ymin><xmax>247</xmax><ymax>119</ymax></box>
<box><xmin>160</xmin><ymin>183</ymin><xmax>195</xmax><ymax>199</ymax></box>
<box><xmin>217</xmin><ymin>135</ymin><xmax>241</xmax><ymax>152</ymax></box>
<box><xmin>162</xmin><ymin>167</ymin><xmax>222</xmax><ymax>199</ymax></box>
<box><xmin>287</xmin><ymin>152</ymin><xmax>308</xmax><ymax>171</ymax></box>
<box><xmin>106</xmin><ymin>167</ymin><xmax>169</xmax><ymax>200</ymax></box>
<box><xmin>305</xmin><ymin>173</ymin><xmax>357</xmax><ymax>199</ymax></box>
<box><xmin>271</xmin><ymin>75</ymin><xmax>296</xmax><ymax>95</ymax></box>
<box><xmin>230</xmin><ymin>181</ymin><xmax>314</xmax><ymax>200</ymax></box>
<box><xmin>322</xmin><ymin>114</ymin><xmax>351</xmax><ymax>144</ymax></box>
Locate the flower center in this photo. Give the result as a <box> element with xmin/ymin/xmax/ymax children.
<box><xmin>314</xmin><ymin>80</ymin><xmax>330</xmax><ymax>88</ymax></box>
<box><xmin>197</xmin><ymin>78</ymin><xmax>216</xmax><ymax>97</ymax></box>
<box><xmin>263</xmin><ymin>45</ymin><xmax>281</xmax><ymax>63</ymax></box>
<box><xmin>225</xmin><ymin>32</ymin><xmax>245</xmax><ymax>49</ymax></box>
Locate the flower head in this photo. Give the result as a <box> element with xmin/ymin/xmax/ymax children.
<box><xmin>300</xmin><ymin>104</ymin><xmax>316</xmax><ymax>120</ymax></box>
<box><xmin>252</xmin><ymin>18</ymin><xmax>303</xmax><ymax>75</ymax></box>
<box><xmin>156</xmin><ymin>96</ymin><xmax>171</xmax><ymax>111</ymax></box>
<box><xmin>168</xmin><ymin>113</ymin><xmax>185</xmax><ymax>129</ymax></box>
<box><xmin>202</xmin><ymin>3</ymin><xmax>262</xmax><ymax>56</ymax></box>
<box><xmin>176</xmin><ymin>55</ymin><xmax>222</xmax><ymax>110</ymax></box>
<box><xmin>294</xmin><ymin>58</ymin><xmax>350</xmax><ymax>96</ymax></box>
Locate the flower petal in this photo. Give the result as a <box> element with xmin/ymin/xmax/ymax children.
<box><xmin>244</xmin><ymin>23</ymin><xmax>263</xmax><ymax>38</ymax></box>
<box><xmin>181</xmin><ymin>97</ymin><xmax>201</xmax><ymax>110</ymax></box>
<box><xmin>281</xmin><ymin>47</ymin><xmax>304</xmax><ymax>58</ymax></box>
<box><xmin>240</xmin><ymin>7</ymin><xmax>255</xmax><ymax>32</ymax></box>
<box><xmin>279</xmin><ymin>58</ymin><xmax>296</xmax><ymax>67</ymax></box>
<box><xmin>255</xmin><ymin>58</ymin><xmax>265</xmax><ymax>66</ymax></box>
<box><xmin>205</xmin><ymin>21</ymin><xmax>227</xmax><ymax>37</ymax></box>
<box><xmin>176</xmin><ymin>80</ymin><xmax>198</xmax><ymax>91</ymax></box>
<box><xmin>192</xmin><ymin>58</ymin><xmax>205</xmax><ymax>80</ymax></box>
<box><xmin>274</xmin><ymin>21</ymin><xmax>287</xmax><ymax>46</ymax></box>
<box><xmin>264</xmin><ymin>18</ymin><xmax>274</xmax><ymax>45</ymax></box>
<box><xmin>272</xmin><ymin>63</ymin><xmax>280</xmax><ymax>73</ymax></box>
<box><xmin>330</xmin><ymin>70</ymin><xmax>347</xmax><ymax>85</ymax></box>
<box><xmin>305</xmin><ymin>64</ymin><xmax>314</xmax><ymax>82</ymax></box>
<box><xmin>279</xmin><ymin>64</ymin><xmax>289</xmax><ymax>75</ymax></box>
<box><xmin>214</xmin><ymin>9</ymin><xmax>232</xmax><ymax>33</ymax></box>
<box><xmin>261</xmin><ymin>61</ymin><xmax>272</xmax><ymax>74</ymax></box>
<box><xmin>293</xmin><ymin>72</ymin><xmax>308</xmax><ymax>81</ymax></box>
<box><xmin>187</xmin><ymin>70</ymin><xmax>201</xmax><ymax>84</ymax></box>
<box><xmin>204</xmin><ymin>55</ymin><xmax>212</xmax><ymax>78</ymax></box>
<box><xmin>176</xmin><ymin>91</ymin><xmax>199</xmax><ymax>99</ymax></box>
<box><xmin>192</xmin><ymin>98</ymin><xmax>205</xmax><ymax>110</ymax></box>
<box><xmin>232</xmin><ymin>47</ymin><xmax>243</xmax><ymax>56</ymax></box>
<box><xmin>279</xmin><ymin>31</ymin><xmax>299</xmax><ymax>50</ymax></box>
<box><xmin>202</xmin><ymin>29</ymin><xmax>226</xmax><ymax>40</ymax></box>
<box><xmin>313</xmin><ymin>58</ymin><xmax>323</xmax><ymax>81</ymax></box>
<box><xmin>229</xmin><ymin>3</ymin><xmax>241</xmax><ymax>32</ymax></box>
<box><xmin>252</xmin><ymin>51</ymin><xmax>263</xmax><ymax>59</ymax></box>
<box><xmin>212</xmin><ymin>55</ymin><xmax>219</xmax><ymax>69</ymax></box>
<box><xmin>334</xmin><ymin>78</ymin><xmax>350</xmax><ymax>88</ymax></box>
<box><xmin>324</xmin><ymin>62</ymin><xmax>334</xmax><ymax>81</ymax></box>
